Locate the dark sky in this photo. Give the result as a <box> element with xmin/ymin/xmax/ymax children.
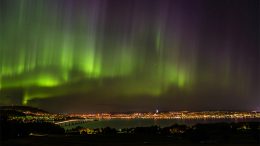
<box><xmin>0</xmin><ymin>0</ymin><xmax>259</xmax><ymax>113</ymax></box>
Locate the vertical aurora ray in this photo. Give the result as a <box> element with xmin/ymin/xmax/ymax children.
<box><xmin>0</xmin><ymin>0</ymin><xmax>258</xmax><ymax>111</ymax></box>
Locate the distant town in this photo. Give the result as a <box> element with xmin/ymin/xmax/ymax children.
<box><xmin>1</xmin><ymin>106</ymin><xmax>260</xmax><ymax>145</ymax></box>
<box><xmin>69</xmin><ymin>111</ymin><xmax>260</xmax><ymax>120</ymax></box>
<box><xmin>2</xmin><ymin>106</ymin><xmax>259</xmax><ymax>125</ymax></box>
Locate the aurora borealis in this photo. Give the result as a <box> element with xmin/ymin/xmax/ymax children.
<box><xmin>0</xmin><ymin>0</ymin><xmax>259</xmax><ymax>112</ymax></box>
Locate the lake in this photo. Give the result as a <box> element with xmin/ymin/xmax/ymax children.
<box><xmin>63</xmin><ymin>118</ymin><xmax>259</xmax><ymax>130</ymax></box>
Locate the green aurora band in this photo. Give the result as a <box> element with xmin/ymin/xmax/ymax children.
<box><xmin>0</xmin><ymin>0</ymin><xmax>259</xmax><ymax>111</ymax></box>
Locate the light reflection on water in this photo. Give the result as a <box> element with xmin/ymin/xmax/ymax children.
<box><xmin>64</xmin><ymin>118</ymin><xmax>259</xmax><ymax>129</ymax></box>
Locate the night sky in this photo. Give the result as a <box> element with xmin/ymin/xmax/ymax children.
<box><xmin>0</xmin><ymin>0</ymin><xmax>259</xmax><ymax>113</ymax></box>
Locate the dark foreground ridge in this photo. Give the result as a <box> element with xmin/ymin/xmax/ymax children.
<box><xmin>0</xmin><ymin>106</ymin><xmax>259</xmax><ymax>146</ymax></box>
<box><xmin>2</xmin><ymin>135</ymin><xmax>260</xmax><ymax>146</ymax></box>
